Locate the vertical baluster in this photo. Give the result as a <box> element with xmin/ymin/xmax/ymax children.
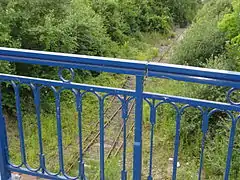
<box><xmin>133</xmin><ymin>76</ymin><xmax>144</xmax><ymax>180</ymax></box>
<box><xmin>172</xmin><ymin>110</ymin><xmax>181</xmax><ymax>180</ymax></box>
<box><xmin>148</xmin><ymin>103</ymin><xmax>156</xmax><ymax>180</ymax></box>
<box><xmin>75</xmin><ymin>90</ymin><xmax>85</xmax><ymax>179</ymax></box>
<box><xmin>224</xmin><ymin>118</ymin><xmax>237</xmax><ymax>180</ymax></box>
<box><xmin>121</xmin><ymin>97</ymin><xmax>128</xmax><ymax>180</ymax></box>
<box><xmin>12</xmin><ymin>82</ymin><xmax>27</xmax><ymax>165</ymax></box>
<box><xmin>32</xmin><ymin>85</ymin><xmax>45</xmax><ymax>173</ymax></box>
<box><xmin>3</xmin><ymin>116</ymin><xmax>9</xmax><ymax>163</ymax></box>
<box><xmin>54</xmin><ymin>89</ymin><xmax>65</xmax><ymax>174</ymax></box>
<box><xmin>198</xmin><ymin>110</ymin><xmax>208</xmax><ymax>180</ymax></box>
<box><xmin>0</xmin><ymin>84</ymin><xmax>11</xmax><ymax>179</ymax></box>
<box><xmin>99</xmin><ymin>97</ymin><xmax>105</xmax><ymax>180</ymax></box>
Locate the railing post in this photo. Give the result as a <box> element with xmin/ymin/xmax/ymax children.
<box><xmin>0</xmin><ymin>88</ymin><xmax>11</xmax><ymax>180</ymax></box>
<box><xmin>133</xmin><ymin>76</ymin><xmax>144</xmax><ymax>180</ymax></box>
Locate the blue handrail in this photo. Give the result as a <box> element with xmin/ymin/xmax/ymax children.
<box><xmin>1</xmin><ymin>47</ymin><xmax>240</xmax><ymax>83</ymax></box>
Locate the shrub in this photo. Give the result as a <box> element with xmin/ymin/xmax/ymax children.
<box><xmin>169</xmin><ymin>1</ymin><xmax>240</xmax><ymax>178</ymax></box>
<box><xmin>91</xmin><ymin>0</ymin><xmax>174</xmax><ymax>41</ymax></box>
<box><xmin>163</xmin><ymin>0</ymin><xmax>202</xmax><ymax>27</ymax></box>
<box><xmin>170</xmin><ymin>0</ymin><xmax>233</xmax><ymax>67</ymax></box>
<box><xmin>170</xmin><ymin>19</ymin><xmax>226</xmax><ymax>66</ymax></box>
<box><xmin>218</xmin><ymin>0</ymin><xmax>240</xmax><ymax>70</ymax></box>
<box><xmin>138</xmin><ymin>0</ymin><xmax>172</xmax><ymax>33</ymax></box>
<box><xmin>91</xmin><ymin>0</ymin><xmax>129</xmax><ymax>44</ymax></box>
<box><xmin>195</xmin><ymin>0</ymin><xmax>232</xmax><ymax>22</ymax></box>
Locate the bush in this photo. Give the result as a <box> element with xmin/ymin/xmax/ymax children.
<box><xmin>170</xmin><ymin>19</ymin><xmax>226</xmax><ymax>66</ymax></box>
<box><xmin>91</xmin><ymin>0</ymin><xmax>129</xmax><ymax>44</ymax></box>
<box><xmin>170</xmin><ymin>0</ymin><xmax>232</xmax><ymax>67</ymax></box>
<box><xmin>218</xmin><ymin>0</ymin><xmax>240</xmax><ymax>70</ymax></box>
<box><xmin>0</xmin><ymin>0</ymin><xmax>109</xmax><ymax>113</ymax></box>
<box><xmin>0</xmin><ymin>0</ymin><xmax>201</xmax><ymax>114</ymax></box>
<box><xmin>169</xmin><ymin>0</ymin><xmax>240</xmax><ymax>178</ymax></box>
<box><xmin>195</xmin><ymin>0</ymin><xmax>232</xmax><ymax>22</ymax></box>
<box><xmin>91</xmin><ymin>0</ymin><xmax>174</xmax><ymax>42</ymax></box>
<box><xmin>171</xmin><ymin>55</ymin><xmax>235</xmax><ymax>178</ymax></box>
<box><xmin>137</xmin><ymin>0</ymin><xmax>172</xmax><ymax>33</ymax></box>
<box><xmin>163</xmin><ymin>0</ymin><xmax>202</xmax><ymax>27</ymax></box>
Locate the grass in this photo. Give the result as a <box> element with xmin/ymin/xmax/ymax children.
<box><xmin>6</xmin><ymin>72</ymin><xmax>126</xmax><ymax>175</ymax></box>
<box><xmin>142</xmin><ymin>75</ymin><xmax>240</xmax><ymax>179</ymax></box>
<box><xmin>5</xmin><ymin>36</ymin><xmax>160</xmax><ymax>178</ymax></box>
<box><xmin>140</xmin><ymin>31</ymin><xmax>174</xmax><ymax>47</ymax></box>
<box><xmin>8</xmin><ymin>28</ymin><xmax>236</xmax><ymax>179</ymax></box>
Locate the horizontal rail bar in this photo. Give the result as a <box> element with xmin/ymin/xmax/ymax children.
<box><xmin>8</xmin><ymin>166</ymin><xmax>68</xmax><ymax>180</ymax></box>
<box><xmin>0</xmin><ymin>73</ymin><xmax>135</xmax><ymax>96</ymax></box>
<box><xmin>0</xmin><ymin>73</ymin><xmax>238</xmax><ymax>112</ymax></box>
<box><xmin>148</xmin><ymin>71</ymin><xmax>240</xmax><ymax>89</ymax></box>
<box><xmin>0</xmin><ymin>47</ymin><xmax>146</xmax><ymax>76</ymax></box>
<box><xmin>143</xmin><ymin>92</ymin><xmax>240</xmax><ymax>112</ymax></box>
<box><xmin>1</xmin><ymin>48</ymin><xmax>240</xmax><ymax>87</ymax></box>
<box><xmin>148</xmin><ymin>62</ymin><xmax>240</xmax><ymax>83</ymax></box>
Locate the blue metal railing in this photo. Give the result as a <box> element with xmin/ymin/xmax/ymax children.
<box><xmin>0</xmin><ymin>47</ymin><xmax>240</xmax><ymax>179</ymax></box>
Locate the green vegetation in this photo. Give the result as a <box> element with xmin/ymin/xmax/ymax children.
<box><xmin>0</xmin><ymin>0</ymin><xmax>201</xmax><ymax>178</ymax></box>
<box><xmin>0</xmin><ymin>0</ymin><xmax>200</xmax><ymax>112</ymax></box>
<box><xmin>145</xmin><ymin>0</ymin><xmax>240</xmax><ymax>179</ymax></box>
<box><xmin>170</xmin><ymin>0</ymin><xmax>232</xmax><ymax>66</ymax></box>
<box><xmin>2</xmin><ymin>0</ymin><xmax>240</xmax><ymax>178</ymax></box>
<box><xmin>3</xmin><ymin>0</ymin><xmax>239</xmax><ymax>178</ymax></box>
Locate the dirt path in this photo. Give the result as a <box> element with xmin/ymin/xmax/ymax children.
<box><xmin>152</xmin><ymin>27</ymin><xmax>187</xmax><ymax>63</ymax></box>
